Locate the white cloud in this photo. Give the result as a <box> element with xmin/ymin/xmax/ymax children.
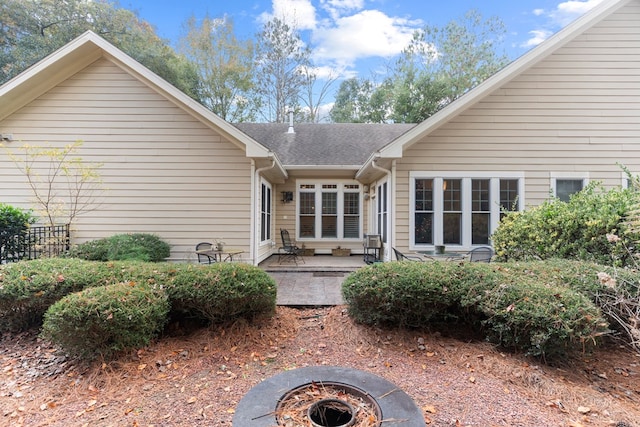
<box><xmin>549</xmin><ymin>0</ymin><xmax>605</xmax><ymax>26</ymax></box>
<box><xmin>522</xmin><ymin>1</ymin><xmax>604</xmax><ymax>50</ymax></box>
<box><xmin>260</xmin><ymin>0</ymin><xmax>318</xmax><ymax>30</ymax></box>
<box><xmin>312</xmin><ymin>9</ymin><xmax>421</xmax><ymax>68</ymax></box>
<box><xmin>521</xmin><ymin>29</ymin><xmax>553</xmax><ymax>47</ymax></box>
<box><xmin>319</xmin><ymin>0</ymin><xmax>365</xmax><ymax>20</ymax></box>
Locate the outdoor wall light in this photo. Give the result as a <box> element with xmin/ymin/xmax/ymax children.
<box><xmin>281</xmin><ymin>191</ymin><xmax>293</xmax><ymax>203</ymax></box>
<box><xmin>0</xmin><ymin>133</ymin><xmax>13</xmax><ymax>142</ymax></box>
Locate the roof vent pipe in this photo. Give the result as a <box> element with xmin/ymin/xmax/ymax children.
<box><xmin>287</xmin><ymin>110</ymin><xmax>295</xmax><ymax>134</ymax></box>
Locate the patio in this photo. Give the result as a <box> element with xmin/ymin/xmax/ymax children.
<box><xmin>259</xmin><ymin>255</ymin><xmax>367</xmax><ymax>306</ymax></box>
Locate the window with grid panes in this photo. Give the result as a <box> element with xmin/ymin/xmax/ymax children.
<box><xmin>297</xmin><ymin>182</ymin><xmax>361</xmax><ymax>239</ymax></box>
<box><xmin>443</xmin><ymin>179</ymin><xmax>462</xmax><ymax>244</ymax></box>
<box><xmin>260</xmin><ymin>182</ymin><xmax>272</xmax><ymax>242</ymax></box>
<box><xmin>299</xmin><ymin>185</ymin><xmax>315</xmax><ymax>238</ymax></box>
<box><xmin>414</xmin><ymin>179</ymin><xmax>434</xmax><ymax>244</ymax></box>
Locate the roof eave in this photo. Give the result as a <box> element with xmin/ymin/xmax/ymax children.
<box><xmin>0</xmin><ymin>31</ymin><xmax>287</xmax><ymax>179</ymax></box>
<box><xmin>376</xmin><ymin>0</ymin><xmax>632</xmax><ymax>159</ymax></box>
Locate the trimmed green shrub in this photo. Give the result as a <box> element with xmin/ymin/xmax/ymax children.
<box><xmin>0</xmin><ymin>204</ymin><xmax>37</xmax><ymax>263</ymax></box>
<box><xmin>343</xmin><ymin>260</ymin><xmax>609</xmax><ymax>359</ymax></box>
<box><xmin>165</xmin><ymin>262</ymin><xmax>277</xmax><ymax>323</ymax></box>
<box><xmin>0</xmin><ymin>258</ymin><xmax>121</xmax><ymax>331</ymax></box>
<box><xmin>67</xmin><ymin>233</ymin><xmax>170</xmax><ymax>262</ymax></box>
<box><xmin>342</xmin><ymin>261</ymin><xmax>492</xmax><ymax>327</ymax></box>
<box><xmin>0</xmin><ymin>258</ymin><xmax>276</xmax><ymax>332</ymax></box>
<box><xmin>492</xmin><ymin>183</ymin><xmax>636</xmax><ymax>266</ymax></box>
<box><xmin>41</xmin><ymin>282</ymin><xmax>169</xmax><ymax>359</ymax></box>
<box><xmin>466</xmin><ymin>279</ymin><xmax>606</xmax><ymax>359</ymax></box>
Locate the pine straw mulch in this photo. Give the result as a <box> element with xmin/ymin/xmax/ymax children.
<box><xmin>2</xmin><ymin>305</ymin><xmax>640</xmax><ymax>426</ymax></box>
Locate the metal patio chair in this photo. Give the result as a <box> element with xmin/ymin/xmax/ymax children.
<box><xmin>195</xmin><ymin>242</ymin><xmax>216</xmax><ymax>264</ymax></box>
<box><xmin>392</xmin><ymin>247</ymin><xmax>424</xmax><ymax>262</ymax></box>
<box><xmin>279</xmin><ymin>229</ymin><xmax>304</xmax><ymax>264</ymax></box>
<box><xmin>466</xmin><ymin>246</ymin><xmax>493</xmax><ymax>263</ymax></box>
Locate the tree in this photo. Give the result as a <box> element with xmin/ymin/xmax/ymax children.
<box><xmin>395</xmin><ymin>10</ymin><xmax>509</xmax><ymax>113</ymax></box>
<box><xmin>179</xmin><ymin>15</ymin><xmax>258</xmax><ymax>122</ymax></box>
<box><xmin>329</xmin><ymin>77</ymin><xmax>389</xmax><ymax>123</ymax></box>
<box><xmin>330</xmin><ymin>10</ymin><xmax>509</xmax><ymax>124</ymax></box>
<box><xmin>0</xmin><ymin>0</ymin><xmax>199</xmax><ymax>100</ymax></box>
<box><xmin>299</xmin><ymin>65</ymin><xmax>338</xmax><ymax>123</ymax></box>
<box><xmin>254</xmin><ymin>17</ymin><xmax>310</xmax><ymax>123</ymax></box>
<box><xmin>5</xmin><ymin>142</ymin><xmax>104</xmax><ymax>227</ymax></box>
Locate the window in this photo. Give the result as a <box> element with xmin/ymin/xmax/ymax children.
<box><xmin>298</xmin><ymin>181</ymin><xmax>361</xmax><ymax>240</ymax></box>
<box><xmin>500</xmin><ymin>179</ymin><xmax>519</xmax><ymax>220</ymax></box>
<box><xmin>471</xmin><ymin>179</ymin><xmax>490</xmax><ymax>245</ymax></box>
<box><xmin>414</xmin><ymin>179</ymin><xmax>434</xmax><ymax>244</ymax></box>
<box><xmin>377</xmin><ymin>182</ymin><xmax>388</xmax><ymax>243</ymax></box>
<box><xmin>555</xmin><ymin>179</ymin><xmax>584</xmax><ymax>202</ymax></box>
<box><xmin>260</xmin><ymin>182</ymin><xmax>272</xmax><ymax>242</ymax></box>
<box><xmin>322</xmin><ymin>186</ymin><xmax>337</xmax><ymax>238</ymax></box>
<box><xmin>443</xmin><ymin>179</ymin><xmax>462</xmax><ymax>244</ymax></box>
<box><xmin>411</xmin><ymin>173</ymin><xmax>523</xmax><ymax>249</ymax></box>
<box><xmin>344</xmin><ymin>192</ymin><xmax>360</xmax><ymax>238</ymax></box>
<box><xmin>299</xmin><ymin>185</ymin><xmax>316</xmax><ymax>238</ymax></box>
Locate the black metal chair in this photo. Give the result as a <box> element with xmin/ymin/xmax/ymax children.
<box><xmin>392</xmin><ymin>247</ymin><xmax>424</xmax><ymax>262</ymax></box>
<box><xmin>466</xmin><ymin>246</ymin><xmax>493</xmax><ymax>263</ymax></box>
<box><xmin>279</xmin><ymin>229</ymin><xmax>304</xmax><ymax>264</ymax></box>
<box><xmin>195</xmin><ymin>242</ymin><xmax>216</xmax><ymax>264</ymax></box>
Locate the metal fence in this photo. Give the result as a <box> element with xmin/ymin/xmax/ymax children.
<box><xmin>0</xmin><ymin>224</ymin><xmax>70</xmax><ymax>264</ymax></box>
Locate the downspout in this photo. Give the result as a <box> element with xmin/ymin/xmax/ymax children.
<box><xmin>371</xmin><ymin>155</ymin><xmax>394</xmax><ymax>261</ymax></box>
<box><xmin>252</xmin><ymin>155</ymin><xmax>276</xmax><ymax>265</ymax></box>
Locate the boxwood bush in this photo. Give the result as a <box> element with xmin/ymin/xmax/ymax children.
<box><xmin>66</xmin><ymin>233</ymin><xmax>170</xmax><ymax>262</ymax></box>
<box><xmin>0</xmin><ymin>258</ymin><xmax>122</xmax><ymax>331</ymax></box>
<box><xmin>0</xmin><ymin>258</ymin><xmax>277</xmax><ymax>334</ymax></box>
<box><xmin>165</xmin><ymin>262</ymin><xmax>277</xmax><ymax>323</ymax></box>
<box><xmin>343</xmin><ymin>260</ymin><xmax>611</xmax><ymax>359</ymax></box>
<box><xmin>41</xmin><ymin>282</ymin><xmax>169</xmax><ymax>359</ymax></box>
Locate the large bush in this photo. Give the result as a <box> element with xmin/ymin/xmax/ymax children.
<box><xmin>343</xmin><ymin>260</ymin><xmax>610</xmax><ymax>359</ymax></box>
<box><xmin>341</xmin><ymin>261</ymin><xmax>490</xmax><ymax>327</ymax></box>
<box><xmin>492</xmin><ymin>183</ymin><xmax>636</xmax><ymax>266</ymax></box>
<box><xmin>0</xmin><ymin>258</ymin><xmax>276</xmax><ymax>332</ymax></box>
<box><xmin>41</xmin><ymin>282</ymin><xmax>169</xmax><ymax>359</ymax></box>
<box><xmin>0</xmin><ymin>258</ymin><xmax>122</xmax><ymax>331</ymax></box>
<box><xmin>66</xmin><ymin>233</ymin><xmax>170</xmax><ymax>262</ymax></box>
<box><xmin>0</xmin><ymin>203</ymin><xmax>37</xmax><ymax>263</ymax></box>
<box><xmin>166</xmin><ymin>262</ymin><xmax>277</xmax><ymax>323</ymax></box>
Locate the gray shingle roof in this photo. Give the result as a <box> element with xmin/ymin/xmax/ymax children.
<box><xmin>234</xmin><ymin>123</ymin><xmax>416</xmax><ymax>166</ymax></box>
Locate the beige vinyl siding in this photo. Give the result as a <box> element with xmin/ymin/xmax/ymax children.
<box><xmin>394</xmin><ymin>2</ymin><xmax>640</xmax><ymax>251</ymax></box>
<box><xmin>0</xmin><ymin>59</ymin><xmax>253</xmax><ymax>262</ymax></box>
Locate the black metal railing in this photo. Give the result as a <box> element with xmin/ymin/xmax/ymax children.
<box><xmin>0</xmin><ymin>224</ymin><xmax>70</xmax><ymax>263</ymax></box>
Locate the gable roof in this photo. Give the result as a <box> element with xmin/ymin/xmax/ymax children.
<box><xmin>0</xmin><ymin>31</ymin><xmax>287</xmax><ymax>179</ymax></box>
<box><xmin>235</xmin><ymin>123</ymin><xmax>415</xmax><ymax>168</ymax></box>
<box><xmin>356</xmin><ymin>0</ymin><xmax>636</xmax><ymax>180</ymax></box>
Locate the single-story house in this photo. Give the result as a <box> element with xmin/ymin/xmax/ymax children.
<box><xmin>1</xmin><ymin>0</ymin><xmax>639</xmax><ymax>264</ymax></box>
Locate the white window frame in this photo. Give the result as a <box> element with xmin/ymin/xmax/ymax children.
<box><xmin>550</xmin><ymin>172</ymin><xmax>589</xmax><ymax>202</ymax></box>
<box><xmin>296</xmin><ymin>180</ymin><xmax>363</xmax><ymax>241</ymax></box>
<box><xmin>376</xmin><ymin>179</ymin><xmax>389</xmax><ymax>244</ymax></box>
<box><xmin>259</xmin><ymin>179</ymin><xmax>272</xmax><ymax>245</ymax></box>
<box><xmin>410</xmin><ymin>172</ymin><xmax>525</xmax><ymax>250</ymax></box>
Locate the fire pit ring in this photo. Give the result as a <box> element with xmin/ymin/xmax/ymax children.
<box><xmin>232</xmin><ymin>366</ymin><xmax>425</xmax><ymax>426</ymax></box>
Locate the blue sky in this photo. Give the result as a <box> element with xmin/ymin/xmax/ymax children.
<box><xmin>120</xmin><ymin>0</ymin><xmax>604</xmax><ymax>114</ymax></box>
<box><xmin>124</xmin><ymin>0</ymin><xmax>603</xmax><ymax>63</ymax></box>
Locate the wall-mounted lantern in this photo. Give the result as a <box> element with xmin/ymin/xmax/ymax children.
<box><xmin>281</xmin><ymin>191</ymin><xmax>293</xmax><ymax>203</ymax></box>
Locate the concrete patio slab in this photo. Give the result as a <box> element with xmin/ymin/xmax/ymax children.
<box><xmin>259</xmin><ymin>255</ymin><xmax>366</xmax><ymax>306</ymax></box>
